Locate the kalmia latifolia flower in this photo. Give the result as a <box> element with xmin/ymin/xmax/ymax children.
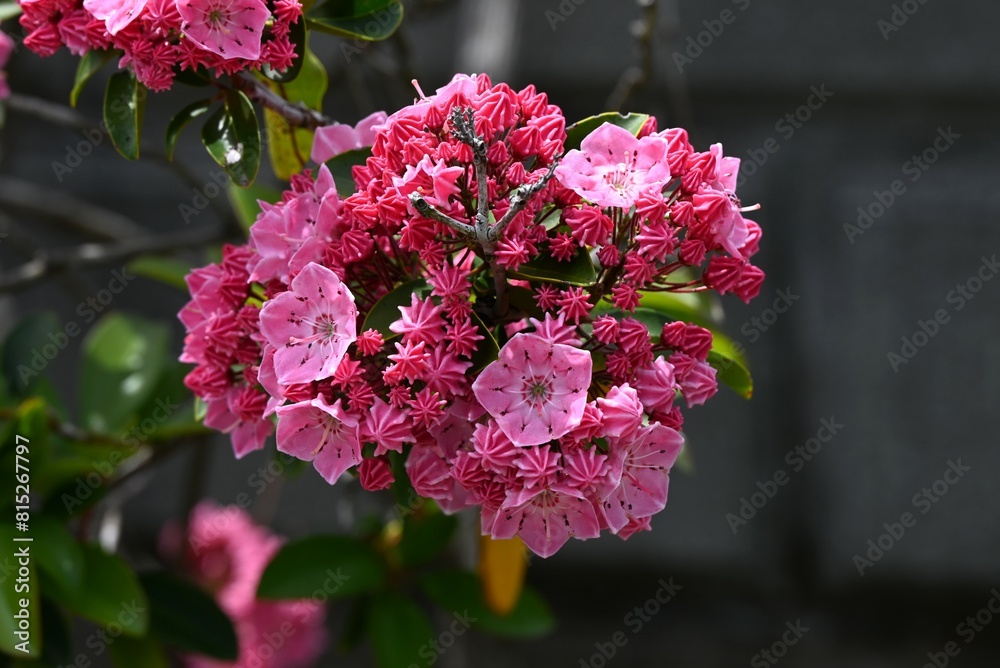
<box><xmin>179</xmin><ymin>73</ymin><xmax>766</xmax><ymax>558</ymax></box>
<box><xmin>161</xmin><ymin>502</ymin><xmax>327</xmax><ymax>668</ymax></box>
<box><xmin>19</xmin><ymin>0</ymin><xmax>302</xmax><ymax>90</ymax></box>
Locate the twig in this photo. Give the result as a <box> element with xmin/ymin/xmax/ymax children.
<box><xmin>606</xmin><ymin>0</ymin><xmax>657</xmax><ymax>112</ymax></box>
<box><xmin>0</xmin><ymin>224</ymin><xmax>236</xmax><ymax>292</ymax></box>
<box><xmin>0</xmin><ymin>177</ymin><xmax>145</xmax><ymax>240</ymax></box>
<box><xmin>233</xmin><ymin>72</ymin><xmax>332</xmax><ymax>129</ymax></box>
<box><xmin>408</xmin><ymin>193</ymin><xmax>476</xmax><ymax>237</ymax></box>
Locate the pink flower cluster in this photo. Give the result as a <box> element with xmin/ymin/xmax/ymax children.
<box><xmin>17</xmin><ymin>0</ymin><xmax>301</xmax><ymax>90</ymax></box>
<box><xmin>0</xmin><ymin>29</ymin><xmax>12</xmax><ymax>99</ymax></box>
<box><xmin>161</xmin><ymin>502</ymin><xmax>326</xmax><ymax>668</ymax></box>
<box><xmin>180</xmin><ymin>74</ymin><xmax>765</xmax><ymax>557</ymax></box>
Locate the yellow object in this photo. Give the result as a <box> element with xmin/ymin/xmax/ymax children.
<box><xmin>478</xmin><ymin>534</ymin><xmax>528</xmax><ymax>615</ymax></box>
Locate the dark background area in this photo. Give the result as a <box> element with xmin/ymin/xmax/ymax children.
<box><xmin>2</xmin><ymin>0</ymin><xmax>999</xmax><ymax>666</ymax></box>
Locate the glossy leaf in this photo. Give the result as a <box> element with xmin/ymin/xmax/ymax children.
<box><xmin>368</xmin><ymin>591</ymin><xmax>433</xmax><ymax>668</ymax></box>
<box><xmin>165</xmin><ymin>98</ymin><xmax>213</xmax><ymax>161</ymax></box>
<box><xmin>0</xmin><ymin>1</ymin><xmax>22</xmax><ymax>20</ymax></box>
<box><xmin>104</xmin><ymin>70</ymin><xmax>145</xmax><ymax>160</ymax></box>
<box><xmin>1</xmin><ymin>311</ymin><xmax>60</xmax><ymax>397</ymax></box>
<box><xmin>79</xmin><ymin>313</ymin><xmax>169</xmax><ymax>434</ymax></box>
<box><xmin>361</xmin><ymin>279</ymin><xmax>432</xmax><ymax>339</ymax></box>
<box><xmin>126</xmin><ymin>256</ymin><xmax>193</xmax><ymax>291</ymax></box>
<box><xmin>398</xmin><ymin>512</ymin><xmax>457</xmax><ymax>566</ymax></box>
<box><xmin>420</xmin><ymin>570</ymin><xmax>554</xmax><ymax>638</ymax></box>
<box><xmin>32</xmin><ymin>515</ymin><xmax>84</xmax><ymax>597</ymax></box>
<box><xmin>71</xmin><ymin>49</ymin><xmax>116</xmax><ymax>107</ymax></box>
<box><xmin>509</xmin><ymin>248</ymin><xmax>596</xmax><ymax>286</ymax></box>
<box><xmin>637</xmin><ymin>290</ymin><xmax>723</xmax><ymax>329</ymax></box>
<box><xmin>44</xmin><ymin>545</ymin><xmax>149</xmax><ymax>637</ymax></box>
<box><xmin>307</xmin><ymin>0</ymin><xmax>404</xmax><ymax>40</ymax></box>
<box><xmin>325</xmin><ymin>147</ymin><xmax>371</xmax><ymax>198</ymax></box>
<box><xmin>202</xmin><ymin>90</ymin><xmax>261</xmax><ymax>188</ymax></box>
<box><xmin>257</xmin><ymin>535</ymin><xmax>387</xmax><ymax>600</ymax></box>
<box><xmin>227</xmin><ymin>181</ymin><xmax>283</xmax><ymax>232</ymax></box>
<box><xmin>264</xmin><ymin>49</ymin><xmax>327</xmax><ymax>180</ymax></box>
<box><xmin>564</xmin><ymin>112</ymin><xmax>650</xmax><ymax>152</ymax></box>
<box><xmin>708</xmin><ymin>337</ymin><xmax>753</xmax><ymax>399</ymax></box>
<box><xmin>140</xmin><ymin>572</ymin><xmax>238</xmax><ymax>660</ymax></box>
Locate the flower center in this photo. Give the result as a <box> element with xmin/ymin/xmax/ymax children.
<box><xmin>604</xmin><ymin>162</ymin><xmax>637</xmax><ymax>194</ymax></box>
<box><xmin>523</xmin><ymin>375</ymin><xmax>553</xmax><ymax>411</ymax></box>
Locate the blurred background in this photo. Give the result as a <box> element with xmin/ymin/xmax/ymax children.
<box><xmin>2</xmin><ymin>0</ymin><xmax>999</xmax><ymax>665</ymax></box>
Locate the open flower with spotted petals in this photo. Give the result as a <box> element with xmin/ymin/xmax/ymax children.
<box><xmin>178</xmin><ymin>0</ymin><xmax>270</xmax><ymax>61</ymax></box>
<box><xmin>602</xmin><ymin>424</ymin><xmax>684</xmax><ymax>533</ymax></box>
<box><xmin>275</xmin><ymin>396</ymin><xmax>361</xmax><ymax>484</ymax></box>
<box><xmin>83</xmin><ymin>0</ymin><xmax>150</xmax><ymax>34</ymax></box>
<box><xmin>259</xmin><ymin>262</ymin><xmax>357</xmax><ymax>386</ymax></box>
<box><xmin>492</xmin><ymin>488</ymin><xmax>601</xmax><ymax>558</ymax></box>
<box><xmin>472</xmin><ymin>333</ymin><xmax>592</xmax><ymax>447</ymax></box>
<box><xmin>555</xmin><ymin>122</ymin><xmax>672</xmax><ymax>209</ymax></box>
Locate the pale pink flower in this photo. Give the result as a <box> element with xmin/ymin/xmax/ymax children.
<box><xmin>178</xmin><ymin>0</ymin><xmax>270</xmax><ymax>60</ymax></box>
<box><xmin>555</xmin><ymin>122</ymin><xmax>671</xmax><ymax>209</ymax></box>
<box><xmin>258</xmin><ymin>262</ymin><xmax>358</xmax><ymax>385</ymax></box>
<box><xmin>472</xmin><ymin>333</ymin><xmax>592</xmax><ymax>447</ymax></box>
<box><xmin>83</xmin><ymin>0</ymin><xmax>150</xmax><ymax>34</ymax></box>
<box><xmin>275</xmin><ymin>396</ymin><xmax>361</xmax><ymax>484</ymax></box>
<box><xmin>602</xmin><ymin>424</ymin><xmax>684</xmax><ymax>533</ymax></box>
<box><xmin>311</xmin><ymin>111</ymin><xmax>387</xmax><ymax>163</ymax></box>
<box><xmin>492</xmin><ymin>489</ymin><xmax>601</xmax><ymax>558</ymax></box>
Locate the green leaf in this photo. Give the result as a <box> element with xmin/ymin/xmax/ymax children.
<box><xmin>398</xmin><ymin>513</ymin><xmax>457</xmax><ymax>567</ymax></box>
<box><xmin>307</xmin><ymin>0</ymin><xmax>404</xmax><ymax>40</ymax></box>
<box><xmin>708</xmin><ymin>335</ymin><xmax>753</xmax><ymax>399</ymax></box>
<box><xmin>564</xmin><ymin>112</ymin><xmax>650</xmax><ymax>152</ymax></box>
<box><xmin>202</xmin><ymin>90</ymin><xmax>261</xmax><ymax>188</ymax></box>
<box><xmin>263</xmin><ymin>49</ymin><xmax>327</xmax><ymax>180</ymax></box>
<box><xmin>37</xmin><ymin>598</ymin><xmax>73</xmax><ymax>667</ymax></box>
<box><xmin>43</xmin><ymin>545</ymin><xmax>149</xmax><ymax>637</ymax></box>
<box><xmin>32</xmin><ymin>516</ymin><xmax>84</xmax><ymax>598</ymax></box>
<box><xmin>104</xmin><ymin>70</ymin><xmax>145</xmax><ymax>161</ymax></box>
<box><xmin>637</xmin><ymin>290</ymin><xmax>722</xmax><ymax>329</ymax></box>
<box><xmin>126</xmin><ymin>256</ymin><xmax>193</xmax><ymax>291</ymax></box>
<box><xmin>325</xmin><ymin>147</ymin><xmax>371</xmax><ymax>198</ymax></box>
<box><xmin>165</xmin><ymin>98</ymin><xmax>214</xmax><ymax>161</ymax></box>
<box><xmin>70</xmin><ymin>50</ymin><xmax>116</xmax><ymax>108</ymax></box>
<box><xmin>339</xmin><ymin>596</ymin><xmax>369</xmax><ymax>652</ymax></box>
<box><xmin>261</xmin><ymin>15</ymin><xmax>307</xmax><ymax>82</ymax></box>
<box><xmin>109</xmin><ymin>634</ymin><xmax>170</xmax><ymax>668</ymax></box>
<box><xmin>1</xmin><ymin>312</ymin><xmax>60</xmax><ymax>397</ymax></box>
<box><xmin>361</xmin><ymin>280</ymin><xmax>432</xmax><ymax>339</ymax></box>
<box><xmin>227</xmin><ymin>181</ymin><xmax>283</xmax><ymax>232</ymax></box>
<box><xmin>257</xmin><ymin>535</ymin><xmax>387</xmax><ymax>600</ymax></box>
<box><xmin>139</xmin><ymin>572</ymin><xmax>238</xmax><ymax>660</ymax></box>
<box><xmin>0</xmin><ymin>1</ymin><xmax>22</xmax><ymax>20</ymax></box>
<box><xmin>0</xmin><ymin>524</ymin><xmax>39</xmax><ymax>657</ymax></box>
<box><xmin>368</xmin><ymin>591</ymin><xmax>433</xmax><ymax>668</ymax></box>
<box><xmin>79</xmin><ymin>313</ymin><xmax>169</xmax><ymax>435</ymax></box>
<box><xmin>420</xmin><ymin>570</ymin><xmax>554</xmax><ymax>638</ymax></box>
<box><xmin>509</xmin><ymin>248</ymin><xmax>596</xmax><ymax>286</ymax></box>
<box><xmin>507</xmin><ymin>286</ymin><xmax>544</xmax><ymax>320</ymax></box>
